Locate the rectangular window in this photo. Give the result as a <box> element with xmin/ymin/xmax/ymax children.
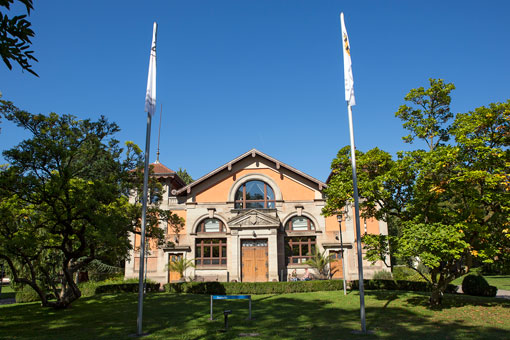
<box><xmin>285</xmin><ymin>237</ymin><xmax>316</xmax><ymax>265</ymax></box>
<box><xmin>195</xmin><ymin>238</ymin><xmax>227</xmax><ymax>267</ymax></box>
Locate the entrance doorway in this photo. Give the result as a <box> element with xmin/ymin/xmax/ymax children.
<box><xmin>241</xmin><ymin>239</ymin><xmax>268</xmax><ymax>282</ymax></box>
<box><xmin>330</xmin><ymin>250</ymin><xmax>344</xmax><ymax>279</ymax></box>
<box><xmin>168</xmin><ymin>253</ymin><xmax>182</xmax><ymax>282</ymax></box>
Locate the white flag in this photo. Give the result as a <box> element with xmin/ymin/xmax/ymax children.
<box><xmin>340</xmin><ymin>13</ymin><xmax>355</xmax><ymax>106</ymax></box>
<box><xmin>145</xmin><ymin>22</ymin><xmax>157</xmax><ymax>116</ymax></box>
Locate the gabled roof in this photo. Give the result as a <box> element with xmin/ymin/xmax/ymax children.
<box><xmin>172</xmin><ymin>148</ymin><xmax>327</xmax><ymax>195</ymax></box>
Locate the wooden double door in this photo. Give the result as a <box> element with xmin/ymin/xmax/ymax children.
<box><xmin>241</xmin><ymin>239</ymin><xmax>268</xmax><ymax>282</ymax></box>
<box><xmin>330</xmin><ymin>250</ymin><xmax>344</xmax><ymax>279</ymax></box>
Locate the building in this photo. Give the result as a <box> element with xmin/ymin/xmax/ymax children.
<box><xmin>125</xmin><ymin>149</ymin><xmax>390</xmax><ymax>284</ymax></box>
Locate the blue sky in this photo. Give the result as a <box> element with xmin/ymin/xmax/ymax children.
<box><xmin>1</xmin><ymin>1</ymin><xmax>509</xmax><ymax>182</ymax></box>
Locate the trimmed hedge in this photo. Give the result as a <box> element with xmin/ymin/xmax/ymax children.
<box><xmin>95</xmin><ymin>282</ymin><xmax>160</xmax><ymax>294</ymax></box>
<box><xmin>15</xmin><ymin>286</ymin><xmax>43</xmax><ymax>303</ymax></box>
<box><xmin>14</xmin><ymin>286</ymin><xmax>55</xmax><ymax>303</ymax></box>
<box><xmin>164</xmin><ymin>280</ymin><xmax>344</xmax><ymax>295</ymax></box>
<box><xmin>462</xmin><ymin>274</ymin><xmax>497</xmax><ymax>297</ymax></box>
<box><xmin>350</xmin><ymin>279</ymin><xmax>458</xmax><ymax>294</ymax></box>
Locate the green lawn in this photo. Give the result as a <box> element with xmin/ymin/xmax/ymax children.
<box><xmin>452</xmin><ymin>275</ymin><xmax>510</xmax><ymax>290</ymax></box>
<box><xmin>1</xmin><ymin>291</ymin><xmax>509</xmax><ymax>340</ymax></box>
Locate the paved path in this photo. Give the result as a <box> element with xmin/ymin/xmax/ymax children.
<box><xmin>0</xmin><ymin>298</ymin><xmax>16</xmax><ymax>305</ymax></box>
<box><xmin>496</xmin><ymin>289</ymin><xmax>510</xmax><ymax>300</ymax></box>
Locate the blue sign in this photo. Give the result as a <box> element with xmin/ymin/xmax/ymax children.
<box><xmin>212</xmin><ymin>295</ymin><xmax>251</xmax><ymax>300</ymax></box>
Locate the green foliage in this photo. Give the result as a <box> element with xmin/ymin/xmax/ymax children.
<box><xmin>95</xmin><ymin>282</ymin><xmax>160</xmax><ymax>294</ymax></box>
<box><xmin>0</xmin><ymin>0</ymin><xmax>38</xmax><ymax>76</ymax></box>
<box><xmin>304</xmin><ymin>249</ymin><xmax>333</xmax><ymax>279</ymax></box>
<box><xmin>176</xmin><ymin>167</ymin><xmax>194</xmax><ymax>185</ymax></box>
<box><xmin>14</xmin><ymin>284</ymin><xmax>50</xmax><ymax>303</ymax></box>
<box><xmin>396</xmin><ymin>78</ymin><xmax>455</xmax><ymax>150</ymax></box>
<box><xmin>350</xmin><ymin>279</ymin><xmax>458</xmax><ymax>294</ymax></box>
<box><xmin>373</xmin><ymin>270</ymin><xmax>393</xmax><ymax>280</ymax></box>
<box><xmin>164</xmin><ymin>280</ymin><xmax>344</xmax><ymax>295</ymax></box>
<box><xmin>324</xmin><ymin>79</ymin><xmax>510</xmax><ymax>306</ymax></box>
<box><xmin>392</xmin><ymin>266</ymin><xmax>425</xmax><ymax>281</ymax></box>
<box><xmin>0</xmin><ymin>101</ymin><xmax>181</xmax><ymax>309</ymax></box>
<box><xmin>462</xmin><ymin>274</ymin><xmax>497</xmax><ymax>297</ymax></box>
<box><xmin>77</xmin><ymin>278</ymin><xmax>159</xmax><ymax>297</ymax></box>
<box><xmin>166</xmin><ymin>257</ymin><xmax>195</xmax><ymax>281</ymax></box>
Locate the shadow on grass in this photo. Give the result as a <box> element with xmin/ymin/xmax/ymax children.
<box><xmin>1</xmin><ymin>291</ymin><xmax>509</xmax><ymax>340</ymax></box>
<box><xmin>364</xmin><ymin>289</ymin><xmax>510</xmax><ymax>310</ymax></box>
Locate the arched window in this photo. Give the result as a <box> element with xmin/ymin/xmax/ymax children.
<box><xmin>284</xmin><ymin>216</ymin><xmax>316</xmax><ymax>264</ymax></box>
<box><xmin>285</xmin><ymin>216</ymin><xmax>315</xmax><ymax>231</ymax></box>
<box><xmin>234</xmin><ymin>180</ymin><xmax>275</xmax><ymax>209</ymax></box>
<box><xmin>196</xmin><ymin>218</ymin><xmax>225</xmax><ymax>233</ymax></box>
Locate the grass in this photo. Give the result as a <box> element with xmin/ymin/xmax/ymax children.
<box><xmin>452</xmin><ymin>275</ymin><xmax>510</xmax><ymax>290</ymax></box>
<box><xmin>0</xmin><ymin>290</ymin><xmax>509</xmax><ymax>340</ymax></box>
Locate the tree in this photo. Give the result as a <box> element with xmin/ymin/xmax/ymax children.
<box><xmin>176</xmin><ymin>167</ymin><xmax>193</xmax><ymax>185</ymax></box>
<box><xmin>0</xmin><ymin>101</ymin><xmax>180</xmax><ymax>308</ymax></box>
<box><xmin>396</xmin><ymin>78</ymin><xmax>455</xmax><ymax>151</ymax></box>
<box><xmin>0</xmin><ymin>0</ymin><xmax>38</xmax><ymax>76</ymax></box>
<box><xmin>323</xmin><ymin>79</ymin><xmax>510</xmax><ymax>305</ymax></box>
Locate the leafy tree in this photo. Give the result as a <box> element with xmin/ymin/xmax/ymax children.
<box><xmin>0</xmin><ymin>0</ymin><xmax>38</xmax><ymax>76</ymax></box>
<box><xmin>176</xmin><ymin>167</ymin><xmax>193</xmax><ymax>185</ymax></box>
<box><xmin>0</xmin><ymin>100</ymin><xmax>180</xmax><ymax>308</ymax></box>
<box><xmin>396</xmin><ymin>78</ymin><xmax>455</xmax><ymax>151</ymax></box>
<box><xmin>324</xmin><ymin>79</ymin><xmax>510</xmax><ymax>306</ymax></box>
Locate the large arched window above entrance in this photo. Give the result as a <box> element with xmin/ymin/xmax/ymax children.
<box><xmin>234</xmin><ymin>180</ymin><xmax>275</xmax><ymax>209</ymax></box>
<box><xmin>196</xmin><ymin>218</ymin><xmax>226</xmax><ymax>233</ymax></box>
<box><xmin>285</xmin><ymin>216</ymin><xmax>315</xmax><ymax>231</ymax></box>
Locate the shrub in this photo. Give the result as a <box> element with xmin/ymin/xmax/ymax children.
<box><xmin>14</xmin><ymin>285</ymin><xmax>54</xmax><ymax>303</ymax></box>
<box><xmin>373</xmin><ymin>270</ymin><xmax>393</xmax><ymax>280</ymax></box>
<box><xmin>95</xmin><ymin>282</ymin><xmax>160</xmax><ymax>294</ymax></box>
<box><xmin>78</xmin><ymin>281</ymin><xmax>101</xmax><ymax>297</ymax></box>
<box><xmin>164</xmin><ymin>280</ymin><xmax>344</xmax><ymax>295</ymax></box>
<box><xmin>392</xmin><ymin>266</ymin><xmax>415</xmax><ymax>280</ymax></box>
<box><xmin>349</xmin><ymin>279</ymin><xmax>458</xmax><ymax>294</ymax></box>
<box><xmin>79</xmin><ymin>279</ymin><xmax>160</xmax><ymax>296</ymax></box>
<box><xmin>392</xmin><ymin>266</ymin><xmax>429</xmax><ymax>282</ymax></box>
<box><xmin>462</xmin><ymin>274</ymin><xmax>497</xmax><ymax>297</ymax></box>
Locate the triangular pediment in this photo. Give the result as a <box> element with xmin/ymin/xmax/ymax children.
<box><xmin>228</xmin><ymin>209</ymin><xmax>280</xmax><ymax>229</ymax></box>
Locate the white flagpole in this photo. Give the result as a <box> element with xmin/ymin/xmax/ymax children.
<box><xmin>137</xmin><ymin>21</ymin><xmax>157</xmax><ymax>336</ymax></box>
<box><xmin>340</xmin><ymin>13</ymin><xmax>366</xmax><ymax>333</ymax></box>
<box><xmin>347</xmin><ymin>104</ymin><xmax>367</xmax><ymax>333</ymax></box>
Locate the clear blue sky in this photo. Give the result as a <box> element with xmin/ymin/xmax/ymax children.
<box><xmin>1</xmin><ymin>1</ymin><xmax>509</xmax><ymax>182</ymax></box>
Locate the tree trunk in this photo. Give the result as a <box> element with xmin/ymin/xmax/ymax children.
<box><xmin>429</xmin><ymin>288</ymin><xmax>443</xmax><ymax>306</ymax></box>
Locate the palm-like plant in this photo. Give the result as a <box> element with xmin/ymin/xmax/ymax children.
<box><xmin>305</xmin><ymin>249</ymin><xmax>333</xmax><ymax>279</ymax></box>
<box><xmin>166</xmin><ymin>257</ymin><xmax>195</xmax><ymax>282</ymax></box>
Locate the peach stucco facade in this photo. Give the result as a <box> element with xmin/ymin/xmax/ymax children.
<box><xmin>125</xmin><ymin>149</ymin><xmax>390</xmax><ymax>284</ymax></box>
